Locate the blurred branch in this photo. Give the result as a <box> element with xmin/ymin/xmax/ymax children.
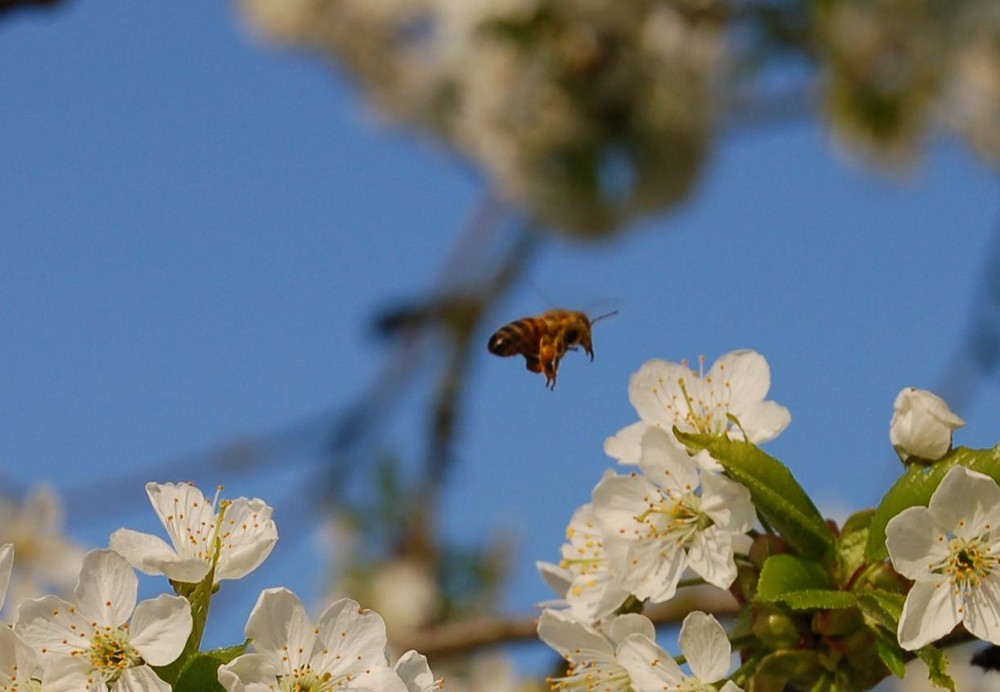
<box><xmin>936</xmin><ymin>219</ymin><xmax>1000</xmax><ymax>414</ymax></box>
<box><xmin>391</xmin><ymin>585</ymin><xmax>739</xmax><ymax>659</ymax></box>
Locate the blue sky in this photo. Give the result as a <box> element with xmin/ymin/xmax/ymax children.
<box><xmin>2</xmin><ymin>0</ymin><xmax>999</xmax><ymax>659</ymax></box>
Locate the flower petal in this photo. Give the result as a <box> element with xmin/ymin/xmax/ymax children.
<box><xmin>537</xmin><ymin>609</ymin><xmax>615</xmax><ymax>664</ymax></box>
<box><xmin>130</xmin><ymin>594</ymin><xmax>193</xmax><ymax>666</ymax></box>
<box><xmin>312</xmin><ymin>598</ymin><xmax>401</xmax><ymax>687</ymax></box>
<box><xmin>897</xmin><ymin>580</ymin><xmax>961</xmax><ymax>650</ymax></box>
<box><xmin>885</xmin><ymin>506</ymin><xmax>948</xmax><ymax>581</ymax></box>
<box><xmin>72</xmin><ymin>549</ymin><xmax>137</xmax><ymax>628</ymax></box>
<box><xmin>686</xmin><ymin>527</ymin><xmax>737</xmax><ymax>590</ymax></box>
<box><xmin>700</xmin><ymin>472</ymin><xmax>755</xmax><ymax>533</ymax></box>
<box><xmin>636</xmin><ymin>427</ymin><xmax>699</xmax><ymax>495</ymax></box>
<box><xmin>628</xmin><ymin>359</ymin><xmax>692</xmax><ymax>426</ymax></box>
<box><xmin>606</xmin><ymin>613</ymin><xmax>657</xmax><ymax>645</ymax></box>
<box><xmin>736</xmin><ymin>400</ymin><xmax>792</xmax><ymax>444</ymax></box>
<box><xmin>964</xmin><ymin>573</ymin><xmax>1000</xmax><ymax>645</ymax></box>
<box><xmin>115</xmin><ymin>666</ymin><xmax>172</xmax><ymax>692</ymax></box>
<box><xmin>108</xmin><ymin>528</ymin><xmax>209</xmax><ymax>584</ymax></box>
<box><xmin>394</xmin><ymin>650</ymin><xmax>436</xmax><ymax>692</ymax></box>
<box><xmin>604</xmin><ymin>421</ymin><xmax>651</xmax><ymax>465</ymax></box>
<box><xmin>215</xmin><ymin>498</ymin><xmax>278</xmax><ymax>582</ymax></box>
<box><xmin>679</xmin><ymin>611</ymin><xmax>731</xmax><ymax>683</ymax></box>
<box><xmin>929</xmin><ymin>466</ymin><xmax>1000</xmax><ymax>541</ymax></box>
<box><xmin>38</xmin><ymin>655</ymin><xmax>97</xmax><ymax>692</ymax></box>
<box><xmin>617</xmin><ymin>632</ymin><xmax>684</xmax><ymax>688</ymax></box>
<box><xmin>15</xmin><ymin>594</ymin><xmax>92</xmax><ymax>658</ymax></box>
<box><xmin>244</xmin><ymin>587</ymin><xmax>316</xmax><ymax>671</ymax></box>
<box><xmin>217</xmin><ymin>652</ymin><xmax>277</xmax><ymax>692</ymax></box>
<box><xmin>711</xmin><ymin>350</ymin><xmax>770</xmax><ymax>412</ymax></box>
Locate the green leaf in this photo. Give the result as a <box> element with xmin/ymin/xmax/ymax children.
<box><xmin>866</xmin><ymin>447</ymin><xmax>1000</xmax><ymax>562</ymax></box>
<box><xmin>676</xmin><ymin>432</ymin><xmax>834</xmax><ymax>558</ymax></box>
<box><xmin>756</xmin><ymin>554</ymin><xmax>854</xmax><ymax>609</ymax></box>
<box><xmin>173</xmin><ymin>643</ymin><xmax>248</xmax><ymax>692</ymax></box>
<box><xmin>836</xmin><ymin>509</ymin><xmax>874</xmax><ymax>587</ymax></box>
<box><xmin>873</xmin><ymin>631</ymin><xmax>907</xmax><ymax>679</ymax></box>
<box><xmin>856</xmin><ymin>588</ymin><xmax>904</xmax><ymax>634</ymax></box>
<box><xmin>916</xmin><ymin>645</ymin><xmax>955</xmax><ymax>692</ymax></box>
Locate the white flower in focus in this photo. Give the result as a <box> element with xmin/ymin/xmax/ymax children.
<box><xmin>605</xmin><ymin>350</ymin><xmax>791</xmax><ymax>468</ymax></box>
<box><xmin>890</xmin><ymin>387</ymin><xmax>965</xmax><ymax>462</ymax></box>
<box><xmin>619</xmin><ymin>611</ymin><xmax>743</xmax><ymax>691</ymax></box>
<box><xmin>886</xmin><ymin>465</ymin><xmax>1000</xmax><ymax>650</ymax></box>
<box><xmin>395</xmin><ymin>650</ymin><xmax>442</xmax><ymax>692</ymax></box>
<box><xmin>0</xmin><ymin>485</ymin><xmax>85</xmax><ymax>611</ymax></box>
<box><xmin>546</xmin><ymin>503</ymin><xmax>630</xmax><ymax>622</ymax></box>
<box><xmin>15</xmin><ymin>549</ymin><xmax>191</xmax><ymax>690</ymax></box>
<box><xmin>594</xmin><ymin>428</ymin><xmax>755</xmax><ymax>603</ymax></box>
<box><xmin>537</xmin><ymin>609</ymin><xmax>653</xmax><ymax>691</ymax></box>
<box><xmin>217</xmin><ymin>587</ymin><xmax>408</xmax><ymax>692</ymax></box>
<box><xmin>110</xmin><ymin>482</ymin><xmax>277</xmax><ymax>585</ymax></box>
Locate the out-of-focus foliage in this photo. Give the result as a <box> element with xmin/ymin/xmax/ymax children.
<box><xmin>239</xmin><ymin>0</ymin><xmax>999</xmax><ymax>238</ymax></box>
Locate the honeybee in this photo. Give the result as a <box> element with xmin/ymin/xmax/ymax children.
<box><xmin>487</xmin><ymin>309</ymin><xmax>617</xmax><ymax>389</ymax></box>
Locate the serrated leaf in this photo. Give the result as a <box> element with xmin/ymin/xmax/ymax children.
<box><xmin>675</xmin><ymin>432</ymin><xmax>834</xmax><ymax>558</ymax></box>
<box><xmin>757</xmin><ymin>554</ymin><xmax>841</xmax><ymax>608</ymax></box>
<box><xmin>837</xmin><ymin>509</ymin><xmax>874</xmax><ymax>585</ymax></box>
<box><xmin>782</xmin><ymin>589</ymin><xmax>857</xmax><ymax>611</ymax></box>
<box><xmin>874</xmin><ymin>631</ymin><xmax>907</xmax><ymax>679</ymax></box>
<box><xmin>916</xmin><ymin>644</ymin><xmax>955</xmax><ymax>692</ymax></box>
<box><xmin>866</xmin><ymin>447</ymin><xmax>1000</xmax><ymax>562</ymax></box>
<box><xmin>856</xmin><ymin>588</ymin><xmax>904</xmax><ymax>634</ymax></box>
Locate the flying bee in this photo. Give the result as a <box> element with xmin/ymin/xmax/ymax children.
<box><xmin>487</xmin><ymin>308</ymin><xmax>617</xmax><ymax>390</ymax></box>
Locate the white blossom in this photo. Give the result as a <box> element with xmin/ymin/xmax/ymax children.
<box><xmin>218</xmin><ymin>587</ymin><xmax>408</xmax><ymax>692</ymax></box>
<box><xmin>394</xmin><ymin>650</ymin><xmax>442</xmax><ymax>692</ymax></box>
<box><xmin>15</xmin><ymin>549</ymin><xmax>191</xmax><ymax>690</ymax></box>
<box><xmin>619</xmin><ymin>611</ymin><xmax>743</xmax><ymax>691</ymax></box>
<box><xmin>605</xmin><ymin>350</ymin><xmax>790</xmax><ymax>470</ymax></box>
<box><xmin>886</xmin><ymin>465</ymin><xmax>1000</xmax><ymax>650</ymax></box>
<box><xmin>594</xmin><ymin>427</ymin><xmax>755</xmax><ymax>603</ymax></box>
<box><xmin>890</xmin><ymin>387</ymin><xmax>965</xmax><ymax>462</ymax></box>
<box><xmin>110</xmin><ymin>481</ymin><xmax>277</xmax><ymax>585</ymax></box>
<box><xmin>539</xmin><ymin>503</ymin><xmax>629</xmax><ymax>622</ymax></box>
<box><xmin>537</xmin><ymin>609</ymin><xmax>651</xmax><ymax>691</ymax></box>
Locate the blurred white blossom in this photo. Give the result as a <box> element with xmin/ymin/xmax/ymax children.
<box><xmin>0</xmin><ymin>485</ymin><xmax>85</xmax><ymax>613</ymax></box>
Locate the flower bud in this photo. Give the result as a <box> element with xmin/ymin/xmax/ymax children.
<box><xmin>889</xmin><ymin>387</ymin><xmax>964</xmax><ymax>462</ymax></box>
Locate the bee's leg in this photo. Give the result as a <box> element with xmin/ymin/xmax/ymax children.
<box><xmin>539</xmin><ymin>336</ymin><xmax>559</xmax><ymax>389</ymax></box>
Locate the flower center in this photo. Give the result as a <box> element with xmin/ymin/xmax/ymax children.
<box><xmin>638</xmin><ymin>494</ymin><xmax>711</xmax><ymax>546</ymax></box>
<box><xmin>940</xmin><ymin>535</ymin><xmax>997</xmax><ymax>594</ymax></box>
<box><xmin>89</xmin><ymin>627</ymin><xmax>142</xmax><ymax>681</ymax></box>
<box><xmin>278</xmin><ymin>667</ymin><xmax>334</xmax><ymax>692</ymax></box>
<box><xmin>550</xmin><ymin>660</ymin><xmax>632</xmax><ymax>690</ymax></box>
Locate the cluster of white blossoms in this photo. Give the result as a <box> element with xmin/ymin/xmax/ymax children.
<box><xmin>536</xmin><ymin>349</ymin><xmax>790</xmax><ymax>690</ymax></box>
<box><xmin>537</xmin><ymin>349</ymin><xmax>1000</xmax><ymax>690</ymax></box>
<box><xmin>0</xmin><ymin>481</ymin><xmax>439</xmax><ymax>691</ymax></box>
<box><xmin>238</xmin><ymin>0</ymin><xmax>723</xmax><ymax>237</ymax></box>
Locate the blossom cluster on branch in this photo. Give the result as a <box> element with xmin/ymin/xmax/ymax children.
<box><xmin>535</xmin><ymin>349</ymin><xmax>998</xmax><ymax>691</ymax></box>
<box><xmin>0</xmin><ymin>482</ymin><xmax>440</xmax><ymax>691</ymax></box>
